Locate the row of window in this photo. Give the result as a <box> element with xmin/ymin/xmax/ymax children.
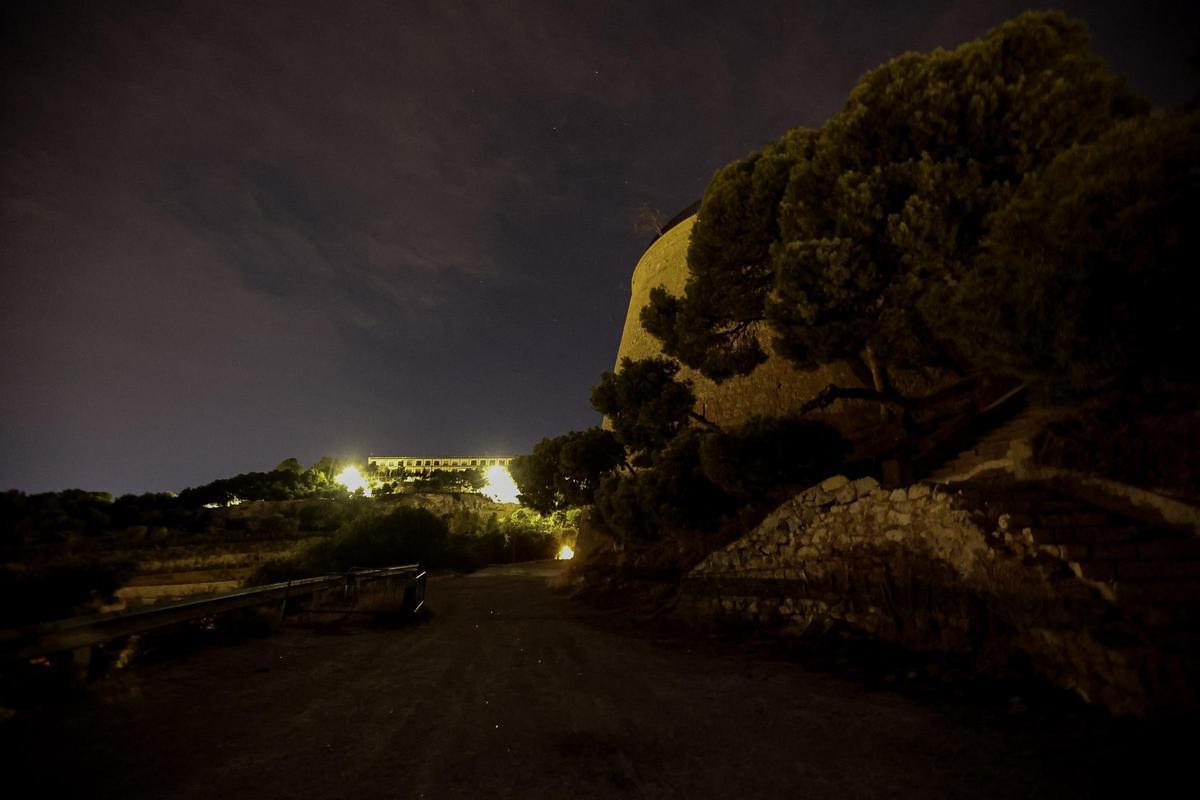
<box><xmin>369</xmin><ymin>457</ymin><xmax>513</xmax><ymax>469</ymax></box>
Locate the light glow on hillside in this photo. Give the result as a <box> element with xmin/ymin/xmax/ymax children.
<box><xmin>557</xmin><ymin>544</ymin><xmax>574</xmax><ymax>560</ymax></box>
<box><xmin>481</xmin><ymin>465</ymin><xmax>520</xmax><ymax>503</ymax></box>
<box><xmin>335</xmin><ymin>466</ymin><xmax>372</xmax><ymax>496</ymax></box>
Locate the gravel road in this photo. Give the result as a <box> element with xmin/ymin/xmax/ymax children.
<box><xmin>4</xmin><ymin>562</ymin><xmax>1183</xmax><ymax>798</ymax></box>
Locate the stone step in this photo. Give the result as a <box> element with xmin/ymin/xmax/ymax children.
<box><xmin>1032</xmin><ymin>525</ymin><xmax>1143</xmax><ymax>545</ymax></box>
<box><xmin>1043</xmin><ymin>537</ymin><xmax>1200</xmax><ymax>561</ymax></box>
<box><xmin>1067</xmin><ymin>559</ymin><xmax>1117</xmax><ymax>581</ymax></box>
<box><xmin>940</xmin><ymin>454</ymin><xmax>987</xmax><ymax>468</ymax></box>
<box><xmin>979</xmin><ymin>428</ymin><xmax>1040</xmax><ymax>444</ymax></box>
<box><xmin>1039</xmin><ymin>543</ymin><xmax>1092</xmax><ymax>561</ymax></box>
<box><xmin>1131</xmin><ymin>604</ymin><xmax>1200</xmax><ymax>630</ymax></box>
<box><xmin>969</xmin><ymin>497</ymin><xmax>1090</xmax><ymax>514</ymax></box>
<box><xmin>1116</xmin><ymin>560</ymin><xmax>1200</xmax><ymax>580</ymax></box>
<box><xmin>957</xmin><ymin>441</ymin><xmax>1012</xmax><ymax>459</ymax></box>
<box><xmin>1111</xmin><ymin>537</ymin><xmax>1200</xmax><ymax>560</ymax></box>
<box><xmin>1085</xmin><ymin>541</ymin><xmax>1197</xmax><ymax>561</ymax></box>
<box><xmin>1117</xmin><ymin>580</ymin><xmax>1200</xmax><ymax>604</ymax></box>
<box><xmin>1148</xmin><ymin>629</ymin><xmax>1200</xmax><ymax>655</ymax></box>
<box><xmin>1034</xmin><ymin>511</ymin><xmax>1113</xmax><ymax>528</ymax></box>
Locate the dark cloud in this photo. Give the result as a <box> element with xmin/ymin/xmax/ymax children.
<box><xmin>2</xmin><ymin>0</ymin><xmax>1197</xmax><ymax>494</ymax></box>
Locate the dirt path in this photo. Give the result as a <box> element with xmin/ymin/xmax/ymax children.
<box><xmin>3</xmin><ymin>563</ymin><xmax>1183</xmax><ymax>798</ymax></box>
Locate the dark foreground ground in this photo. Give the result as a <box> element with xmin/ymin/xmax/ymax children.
<box><xmin>3</xmin><ymin>562</ymin><xmax>1190</xmax><ymax>799</ymax></box>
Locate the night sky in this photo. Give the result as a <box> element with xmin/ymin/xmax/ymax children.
<box><xmin>2</xmin><ymin>1</ymin><xmax>1197</xmax><ymax>495</ymax></box>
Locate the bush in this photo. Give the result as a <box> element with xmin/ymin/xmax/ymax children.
<box><xmin>510</xmin><ymin>428</ymin><xmax>624</xmax><ymax>512</ymax></box>
<box><xmin>407</xmin><ymin>469</ymin><xmax>485</xmax><ymax>494</ymax></box>
<box><xmin>935</xmin><ymin>111</ymin><xmax>1200</xmax><ymax>397</ymax></box>
<box><xmin>594</xmin><ymin>430</ymin><xmax>737</xmax><ymax>542</ymax></box>
<box><xmin>591</xmin><ymin>358</ymin><xmax>701</xmax><ymax>455</ymax></box>
<box><xmin>1034</xmin><ymin>392</ymin><xmax>1200</xmax><ymax>499</ymax></box>
<box><xmin>246</xmin><ymin>504</ymin><xmax>570</xmax><ymax>585</ymax></box>
<box><xmin>0</xmin><ymin>557</ymin><xmax>136</xmax><ymax>627</ymax></box>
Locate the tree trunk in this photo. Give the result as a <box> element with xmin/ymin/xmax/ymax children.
<box><xmin>864</xmin><ymin>345</ymin><xmax>893</xmax><ymax>420</ymax></box>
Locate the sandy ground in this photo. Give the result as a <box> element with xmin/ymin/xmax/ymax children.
<box><xmin>3</xmin><ymin>562</ymin><xmax>1187</xmax><ymax>799</ymax></box>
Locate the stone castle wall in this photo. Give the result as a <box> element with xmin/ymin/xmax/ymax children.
<box><xmin>614</xmin><ymin>216</ymin><xmax>867</xmax><ymax>431</ymax></box>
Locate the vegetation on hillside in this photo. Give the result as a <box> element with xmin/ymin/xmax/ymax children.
<box><xmin>248</xmin><ymin>505</ymin><xmax>573</xmax><ymax>584</ymax></box>
<box><xmin>509</xmin><ymin>428</ymin><xmax>624</xmax><ymax>512</ymax></box>
<box><xmin>0</xmin><ymin>557</ymin><xmax>136</xmax><ymax>628</ymax></box>
<box><xmin>0</xmin><ymin>452</ymin><xmax>544</xmax><ymax>625</ymax></box>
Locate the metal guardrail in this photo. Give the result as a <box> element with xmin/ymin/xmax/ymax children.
<box><xmin>0</xmin><ymin>564</ymin><xmax>426</xmax><ymax>663</ymax></box>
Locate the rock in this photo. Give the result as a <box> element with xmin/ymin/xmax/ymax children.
<box><xmin>852</xmin><ymin>476</ymin><xmax>881</xmax><ymax>496</ymax></box>
<box><xmin>908</xmin><ymin>483</ymin><xmax>931</xmax><ymax>500</ymax></box>
<box><xmin>820</xmin><ymin>475</ymin><xmax>850</xmax><ymax>492</ymax></box>
<box><xmin>889</xmin><ymin>488</ymin><xmax>908</xmax><ymax>502</ymax></box>
<box><xmin>835</xmin><ymin>486</ymin><xmax>858</xmax><ymax>504</ymax></box>
<box><xmin>886</xmin><ymin>510</ymin><xmax>912</xmax><ymax>526</ymax></box>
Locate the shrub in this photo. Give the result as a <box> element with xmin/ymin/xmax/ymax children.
<box><xmin>594</xmin><ymin>430</ymin><xmax>737</xmax><ymax>542</ymax></box>
<box><xmin>1034</xmin><ymin>392</ymin><xmax>1200</xmax><ymax>499</ymax></box>
<box><xmin>510</xmin><ymin>428</ymin><xmax>624</xmax><ymax>512</ymax></box>
<box><xmin>0</xmin><ymin>557</ymin><xmax>136</xmax><ymax>627</ymax></box>
<box><xmin>932</xmin><ymin>111</ymin><xmax>1200</xmax><ymax>397</ymax></box>
<box><xmin>245</xmin><ymin>503</ymin><xmax>572</xmax><ymax>585</ymax></box>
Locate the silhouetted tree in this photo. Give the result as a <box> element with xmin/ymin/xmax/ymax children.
<box><xmin>932</xmin><ymin>110</ymin><xmax>1200</xmax><ymax>396</ymax></box>
<box><xmin>632</xmin><ymin>202</ymin><xmax>668</xmax><ymax>238</ymax></box>
<box><xmin>510</xmin><ymin>428</ymin><xmax>625</xmax><ymax>512</ymax></box>
<box><xmin>594</xmin><ymin>429</ymin><xmax>736</xmax><ymax>542</ymax></box>
<box><xmin>642</xmin><ymin>129</ymin><xmax>813</xmax><ymax>380</ymax></box>
<box><xmin>591</xmin><ymin>357</ymin><xmax>716</xmax><ymax>457</ymax></box>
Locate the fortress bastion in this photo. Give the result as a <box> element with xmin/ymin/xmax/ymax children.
<box><xmin>612</xmin><ymin>213</ymin><xmax>866</xmax><ymax>430</ymax></box>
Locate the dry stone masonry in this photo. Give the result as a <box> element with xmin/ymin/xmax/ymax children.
<box><xmin>683</xmin><ymin>474</ymin><xmax>1198</xmax><ymax>717</ymax></box>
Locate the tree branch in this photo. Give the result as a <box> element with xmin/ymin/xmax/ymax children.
<box><xmin>799</xmin><ymin>384</ymin><xmax>915</xmax><ymax>416</ymax></box>
<box><xmin>688</xmin><ymin>410</ymin><xmax>722</xmax><ymax>430</ymax></box>
<box><xmin>716</xmin><ymin>317</ymin><xmax>765</xmax><ymax>338</ymax></box>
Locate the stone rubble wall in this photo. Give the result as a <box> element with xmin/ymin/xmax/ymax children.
<box><xmin>683</xmin><ymin>475</ymin><xmax>1174</xmax><ymax>716</ymax></box>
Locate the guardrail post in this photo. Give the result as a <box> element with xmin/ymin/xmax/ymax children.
<box><xmin>70</xmin><ymin>646</ymin><xmax>92</xmax><ymax>687</ymax></box>
<box><xmin>277</xmin><ymin>593</ymin><xmax>289</xmax><ymax>624</ymax></box>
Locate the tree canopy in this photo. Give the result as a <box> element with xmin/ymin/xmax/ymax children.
<box><xmin>642</xmin><ymin>11</ymin><xmax>1150</xmax><ymax>402</ymax></box>
<box><xmin>510</xmin><ymin>428</ymin><xmax>625</xmax><ymax>513</ymax></box>
<box><xmin>930</xmin><ymin>110</ymin><xmax>1200</xmax><ymax>396</ymax></box>
<box><xmin>591</xmin><ymin>357</ymin><xmax>713</xmax><ymax>456</ymax></box>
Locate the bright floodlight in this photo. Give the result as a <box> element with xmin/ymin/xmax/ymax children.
<box><xmin>557</xmin><ymin>544</ymin><xmax>574</xmax><ymax>560</ymax></box>
<box><xmin>481</xmin><ymin>465</ymin><xmax>520</xmax><ymax>503</ymax></box>
<box><xmin>335</xmin><ymin>466</ymin><xmax>372</xmax><ymax>497</ymax></box>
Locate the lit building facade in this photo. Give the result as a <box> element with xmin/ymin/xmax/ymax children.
<box><xmin>367</xmin><ymin>455</ymin><xmax>515</xmax><ymax>474</ymax></box>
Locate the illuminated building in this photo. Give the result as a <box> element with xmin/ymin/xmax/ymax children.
<box><xmin>367</xmin><ymin>455</ymin><xmax>515</xmax><ymax>474</ymax></box>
